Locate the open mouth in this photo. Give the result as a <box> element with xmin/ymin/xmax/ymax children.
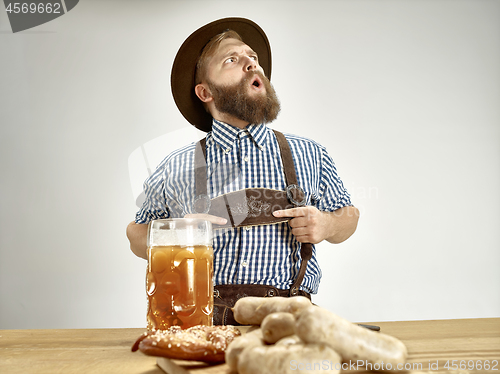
<box><xmin>250</xmin><ymin>75</ymin><xmax>263</xmax><ymax>90</ymax></box>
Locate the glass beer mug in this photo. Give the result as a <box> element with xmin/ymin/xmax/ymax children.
<box><xmin>146</xmin><ymin>218</ymin><xmax>213</xmax><ymax>330</ymax></box>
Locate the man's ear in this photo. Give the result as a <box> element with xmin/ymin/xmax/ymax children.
<box><xmin>195</xmin><ymin>83</ymin><xmax>213</xmax><ymax>103</ymax></box>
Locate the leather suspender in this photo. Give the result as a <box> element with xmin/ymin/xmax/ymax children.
<box><xmin>193</xmin><ymin>139</ymin><xmax>210</xmax><ymax>213</ymax></box>
<box><xmin>194</xmin><ymin>130</ymin><xmax>312</xmax><ymax>295</ymax></box>
<box><xmin>273</xmin><ymin>130</ymin><xmax>312</xmax><ymax>296</ymax></box>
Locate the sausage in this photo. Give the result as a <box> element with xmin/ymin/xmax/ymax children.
<box><xmin>237</xmin><ymin>341</ymin><xmax>341</xmax><ymax>374</ymax></box>
<box><xmin>261</xmin><ymin>312</ymin><xmax>296</xmax><ymax>344</ymax></box>
<box><xmin>275</xmin><ymin>334</ymin><xmax>302</xmax><ymax>346</ymax></box>
<box><xmin>233</xmin><ymin>296</ymin><xmax>312</xmax><ymax>325</ymax></box>
<box><xmin>225</xmin><ymin>328</ymin><xmax>264</xmax><ymax>372</ymax></box>
<box><xmin>296</xmin><ymin>305</ymin><xmax>407</xmax><ymax>367</ymax></box>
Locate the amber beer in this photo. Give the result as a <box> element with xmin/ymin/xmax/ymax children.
<box><xmin>146</xmin><ymin>219</ymin><xmax>213</xmax><ymax>330</ymax></box>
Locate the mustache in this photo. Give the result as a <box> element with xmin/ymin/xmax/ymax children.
<box><xmin>238</xmin><ymin>70</ymin><xmax>268</xmax><ymax>87</ymax></box>
<box><xmin>207</xmin><ymin>70</ymin><xmax>270</xmax><ymax>92</ymax></box>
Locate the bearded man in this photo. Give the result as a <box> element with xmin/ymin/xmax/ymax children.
<box><xmin>126</xmin><ymin>18</ymin><xmax>359</xmax><ymax>325</ymax></box>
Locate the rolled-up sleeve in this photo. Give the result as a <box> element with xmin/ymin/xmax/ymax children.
<box><xmin>135</xmin><ymin>162</ymin><xmax>170</xmax><ymax>224</ymax></box>
<box><xmin>316</xmin><ymin>148</ymin><xmax>352</xmax><ymax>212</ymax></box>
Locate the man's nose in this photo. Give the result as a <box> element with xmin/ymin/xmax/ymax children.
<box><xmin>243</xmin><ymin>57</ymin><xmax>257</xmax><ymax>72</ymax></box>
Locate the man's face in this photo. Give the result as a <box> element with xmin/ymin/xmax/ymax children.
<box><xmin>204</xmin><ymin>38</ymin><xmax>280</xmax><ymax>125</ymax></box>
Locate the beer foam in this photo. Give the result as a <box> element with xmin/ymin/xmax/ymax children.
<box><xmin>149</xmin><ymin>228</ymin><xmax>211</xmax><ymax>246</ymax></box>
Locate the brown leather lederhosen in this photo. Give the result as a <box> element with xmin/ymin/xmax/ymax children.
<box><xmin>193</xmin><ymin>130</ymin><xmax>313</xmax><ymax>325</ymax></box>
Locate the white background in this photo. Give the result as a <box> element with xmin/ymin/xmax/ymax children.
<box><xmin>1</xmin><ymin>0</ymin><xmax>499</xmax><ymax>329</ymax></box>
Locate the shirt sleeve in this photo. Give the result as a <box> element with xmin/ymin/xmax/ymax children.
<box><xmin>134</xmin><ymin>160</ymin><xmax>171</xmax><ymax>224</ymax></box>
<box><xmin>315</xmin><ymin>147</ymin><xmax>352</xmax><ymax>212</ymax></box>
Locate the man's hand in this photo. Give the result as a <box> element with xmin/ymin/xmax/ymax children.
<box><xmin>184</xmin><ymin>214</ymin><xmax>227</xmax><ymax>226</ymax></box>
<box><xmin>126</xmin><ymin>222</ymin><xmax>149</xmax><ymax>259</ymax></box>
<box><xmin>127</xmin><ymin>215</ymin><xmax>227</xmax><ymax>260</ymax></box>
<box><xmin>272</xmin><ymin>206</ymin><xmax>360</xmax><ymax>244</ymax></box>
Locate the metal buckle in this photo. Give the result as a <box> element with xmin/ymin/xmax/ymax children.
<box><xmin>193</xmin><ymin>194</ymin><xmax>211</xmax><ymax>214</ymax></box>
<box><xmin>267</xmin><ymin>289</ymin><xmax>276</xmax><ymax>297</ymax></box>
<box><xmin>286</xmin><ymin>184</ymin><xmax>306</xmax><ymax>206</ymax></box>
<box><xmin>290</xmin><ymin>286</ymin><xmax>299</xmax><ymax>296</ymax></box>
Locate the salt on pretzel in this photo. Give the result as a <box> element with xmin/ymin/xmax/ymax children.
<box><xmin>131</xmin><ymin>325</ymin><xmax>241</xmax><ymax>364</ymax></box>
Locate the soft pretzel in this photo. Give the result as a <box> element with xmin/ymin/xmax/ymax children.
<box><xmin>131</xmin><ymin>325</ymin><xmax>241</xmax><ymax>364</ymax></box>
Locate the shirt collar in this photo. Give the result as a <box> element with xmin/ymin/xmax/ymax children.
<box><xmin>211</xmin><ymin>119</ymin><xmax>269</xmax><ymax>151</ymax></box>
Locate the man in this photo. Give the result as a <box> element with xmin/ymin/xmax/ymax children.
<box><xmin>127</xmin><ymin>18</ymin><xmax>359</xmax><ymax>324</ymax></box>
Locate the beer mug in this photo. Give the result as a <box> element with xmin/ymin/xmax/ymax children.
<box><xmin>146</xmin><ymin>218</ymin><xmax>213</xmax><ymax>330</ymax></box>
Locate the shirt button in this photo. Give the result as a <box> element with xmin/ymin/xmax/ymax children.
<box><xmin>245</xmin><ymin>226</ymin><xmax>251</xmax><ymax>231</ymax></box>
<box><xmin>242</xmin><ymin>261</ymin><xmax>248</xmax><ymax>267</ymax></box>
<box><xmin>243</xmin><ymin>156</ymin><xmax>249</xmax><ymax>162</ymax></box>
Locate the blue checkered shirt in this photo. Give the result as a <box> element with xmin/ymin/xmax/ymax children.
<box><xmin>135</xmin><ymin>119</ymin><xmax>352</xmax><ymax>294</ymax></box>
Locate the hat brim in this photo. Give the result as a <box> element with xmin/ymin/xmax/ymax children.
<box><xmin>171</xmin><ymin>18</ymin><xmax>272</xmax><ymax>132</ymax></box>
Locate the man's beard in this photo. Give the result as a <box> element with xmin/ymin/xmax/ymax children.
<box><xmin>207</xmin><ymin>71</ymin><xmax>280</xmax><ymax>125</ymax></box>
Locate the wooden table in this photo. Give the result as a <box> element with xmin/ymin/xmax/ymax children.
<box><xmin>1</xmin><ymin>318</ymin><xmax>499</xmax><ymax>373</ymax></box>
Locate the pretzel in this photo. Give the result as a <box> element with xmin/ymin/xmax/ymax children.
<box><xmin>131</xmin><ymin>325</ymin><xmax>241</xmax><ymax>364</ymax></box>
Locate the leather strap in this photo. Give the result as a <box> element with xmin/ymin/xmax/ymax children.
<box><xmin>272</xmin><ymin>130</ymin><xmax>312</xmax><ymax>296</ymax></box>
<box><xmin>272</xmin><ymin>131</ymin><xmax>297</xmax><ymax>186</ymax></box>
<box><xmin>193</xmin><ymin>138</ymin><xmax>210</xmax><ymax>213</ymax></box>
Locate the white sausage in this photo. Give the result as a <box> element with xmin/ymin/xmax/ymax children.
<box><xmin>296</xmin><ymin>306</ymin><xmax>407</xmax><ymax>368</ymax></box>
<box><xmin>224</xmin><ymin>328</ymin><xmax>264</xmax><ymax>372</ymax></box>
<box><xmin>237</xmin><ymin>342</ymin><xmax>341</xmax><ymax>374</ymax></box>
<box><xmin>233</xmin><ymin>296</ymin><xmax>312</xmax><ymax>325</ymax></box>
<box><xmin>261</xmin><ymin>312</ymin><xmax>296</xmax><ymax>344</ymax></box>
<box><xmin>275</xmin><ymin>334</ymin><xmax>302</xmax><ymax>346</ymax></box>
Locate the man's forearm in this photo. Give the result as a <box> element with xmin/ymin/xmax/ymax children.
<box><xmin>324</xmin><ymin>206</ymin><xmax>360</xmax><ymax>244</ymax></box>
<box><xmin>126</xmin><ymin>221</ymin><xmax>148</xmax><ymax>259</ymax></box>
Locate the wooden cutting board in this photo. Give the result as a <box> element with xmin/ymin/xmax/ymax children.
<box><xmin>152</xmin><ymin>327</ymin><xmax>253</xmax><ymax>374</ymax></box>
<box><xmin>156</xmin><ymin>358</ymin><xmax>230</xmax><ymax>374</ymax></box>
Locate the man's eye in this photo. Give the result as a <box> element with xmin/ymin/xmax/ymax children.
<box><xmin>250</xmin><ymin>55</ymin><xmax>258</xmax><ymax>61</ymax></box>
<box><xmin>224</xmin><ymin>57</ymin><xmax>236</xmax><ymax>64</ymax></box>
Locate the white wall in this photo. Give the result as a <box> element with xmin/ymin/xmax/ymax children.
<box><xmin>1</xmin><ymin>0</ymin><xmax>498</xmax><ymax>329</ymax></box>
